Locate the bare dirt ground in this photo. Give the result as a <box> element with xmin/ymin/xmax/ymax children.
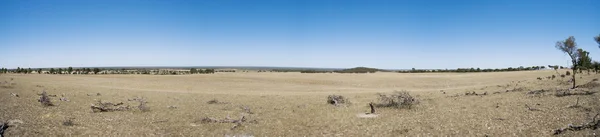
<box><xmin>1</xmin><ymin>70</ymin><xmax>599</xmax><ymax>136</ymax></box>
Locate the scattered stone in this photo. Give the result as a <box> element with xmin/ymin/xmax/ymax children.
<box><xmin>9</xmin><ymin>93</ymin><xmax>18</xmax><ymax>97</ymax></box>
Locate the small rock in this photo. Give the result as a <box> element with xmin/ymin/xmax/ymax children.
<box><xmin>60</xmin><ymin>97</ymin><xmax>70</xmax><ymax>101</ymax></box>
<box><xmin>9</xmin><ymin>93</ymin><xmax>18</xmax><ymax>97</ymax></box>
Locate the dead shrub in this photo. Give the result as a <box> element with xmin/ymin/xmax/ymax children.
<box><xmin>375</xmin><ymin>91</ymin><xmax>418</xmax><ymax>109</ymax></box>
<box><xmin>327</xmin><ymin>95</ymin><xmax>349</xmax><ymax>106</ymax></box>
<box><xmin>136</xmin><ymin>97</ymin><xmax>150</xmax><ymax>112</ymax></box>
<box><xmin>38</xmin><ymin>90</ymin><xmax>54</xmax><ymax>106</ymax></box>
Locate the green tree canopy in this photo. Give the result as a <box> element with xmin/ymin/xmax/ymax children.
<box><xmin>595</xmin><ymin>34</ymin><xmax>600</xmax><ymax>47</ymax></box>
<box><xmin>577</xmin><ymin>49</ymin><xmax>592</xmax><ymax>70</ymax></box>
<box><xmin>93</xmin><ymin>68</ymin><xmax>101</xmax><ymax>74</ymax></box>
<box><xmin>68</xmin><ymin>67</ymin><xmax>73</xmax><ymax>74</ymax></box>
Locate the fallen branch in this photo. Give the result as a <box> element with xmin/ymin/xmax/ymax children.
<box><xmin>567</xmin><ymin>97</ymin><xmax>580</xmax><ymax>108</ymax></box>
<box><xmin>555</xmin><ymin>89</ymin><xmax>596</xmax><ymax>97</ymax></box>
<box><xmin>0</xmin><ymin>122</ymin><xmax>7</xmax><ymax>137</ymax></box>
<box><xmin>91</xmin><ymin>100</ymin><xmax>130</xmax><ymax>112</ymax></box>
<box><xmin>525</xmin><ymin>104</ymin><xmax>541</xmax><ymax>111</ymax></box>
<box><xmin>527</xmin><ymin>89</ymin><xmax>548</xmax><ymax>95</ymax></box>
<box><xmin>207</xmin><ymin>99</ymin><xmax>228</xmax><ymax>104</ymax></box>
<box><xmin>201</xmin><ymin>116</ymin><xmax>246</xmax><ymax>124</ymax></box>
<box><xmin>200</xmin><ymin>116</ymin><xmax>247</xmax><ymax>130</ymax></box>
<box><xmin>553</xmin><ymin>113</ymin><xmax>600</xmax><ymax>135</ymax></box>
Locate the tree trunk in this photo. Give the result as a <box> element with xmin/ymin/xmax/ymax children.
<box><xmin>572</xmin><ymin>61</ymin><xmax>577</xmax><ymax>89</ymax></box>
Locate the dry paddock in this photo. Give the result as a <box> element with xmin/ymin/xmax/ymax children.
<box><xmin>1</xmin><ymin>70</ymin><xmax>599</xmax><ymax>136</ymax></box>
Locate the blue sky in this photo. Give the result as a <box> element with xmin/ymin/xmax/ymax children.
<box><xmin>1</xmin><ymin>0</ymin><xmax>599</xmax><ymax>69</ymax></box>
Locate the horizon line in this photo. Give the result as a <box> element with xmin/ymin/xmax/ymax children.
<box><xmin>0</xmin><ymin>65</ymin><xmax>561</xmax><ymax>71</ymax></box>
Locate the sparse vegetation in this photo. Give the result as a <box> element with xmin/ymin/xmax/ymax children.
<box><xmin>1</xmin><ymin>66</ymin><xmax>599</xmax><ymax>136</ymax></box>
<box><xmin>555</xmin><ymin>36</ymin><xmax>579</xmax><ymax>89</ymax></box>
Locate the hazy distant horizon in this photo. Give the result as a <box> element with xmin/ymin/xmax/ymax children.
<box><xmin>2</xmin><ymin>65</ymin><xmax>559</xmax><ymax>71</ymax></box>
<box><xmin>1</xmin><ymin>0</ymin><xmax>598</xmax><ymax>69</ymax></box>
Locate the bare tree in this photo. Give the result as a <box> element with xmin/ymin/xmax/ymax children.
<box><xmin>555</xmin><ymin>36</ymin><xmax>579</xmax><ymax>89</ymax></box>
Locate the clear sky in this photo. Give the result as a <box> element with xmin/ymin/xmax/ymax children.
<box><xmin>1</xmin><ymin>0</ymin><xmax>599</xmax><ymax>69</ymax></box>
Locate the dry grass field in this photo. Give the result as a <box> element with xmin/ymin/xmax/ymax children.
<box><xmin>1</xmin><ymin>70</ymin><xmax>599</xmax><ymax>136</ymax></box>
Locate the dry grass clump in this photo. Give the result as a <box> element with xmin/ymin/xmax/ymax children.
<box><xmin>326</xmin><ymin>95</ymin><xmax>349</xmax><ymax>106</ymax></box>
<box><xmin>375</xmin><ymin>91</ymin><xmax>418</xmax><ymax>109</ymax></box>
<box><xmin>62</xmin><ymin>118</ymin><xmax>75</xmax><ymax>126</ymax></box>
<box><xmin>38</xmin><ymin>90</ymin><xmax>54</xmax><ymax>106</ymax></box>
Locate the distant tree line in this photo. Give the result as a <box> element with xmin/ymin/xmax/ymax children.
<box><xmin>190</xmin><ymin>68</ymin><xmax>215</xmax><ymax>74</ymax></box>
<box><xmin>0</xmin><ymin>67</ymin><xmax>103</xmax><ymax>74</ymax></box>
<box><xmin>0</xmin><ymin>67</ymin><xmax>220</xmax><ymax>75</ymax></box>
<box><xmin>398</xmin><ymin>66</ymin><xmax>557</xmax><ymax>73</ymax></box>
<box><xmin>299</xmin><ymin>67</ymin><xmax>383</xmax><ymax>73</ymax></box>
